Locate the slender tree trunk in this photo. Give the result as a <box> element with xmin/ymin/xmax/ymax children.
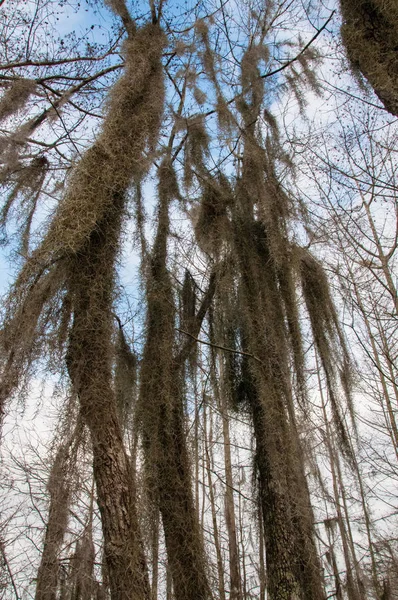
<box><xmin>35</xmin><ymin>420</ymin><xmax>81</xmax><ymax>600</ymax></box>
<box><xmin>258</xmin><ymin>505</ymin><xmax>266</xmax><ymax>600</ymax></box>
<box><xmin>318</xmin><ymin>362</ymin><xmax>361</xmax><ymax>600</ymax></box>
<box><xmin>348</xmin><ymin>272</ymin><xmax>398</xmax><ymax>458</ymax></box>
<box><xmin>138</xmin><ymin>166</ymin><xmax>213</xmax><ymax>600</ymax></box>
<box><xmin>237</xmin><ymin>488</ymin><xmax>247</xmax><ymax>600</ymax></box>
<box><xmin>204</xmin><ymin>400</ymin><xmax>226</xmax><ymax>600</ymax></box>
<box><xmin>71</xmin><ymin>524</ymin><xmax>95</xmax><ymax>600</ymax></box>
<box><xmin>333</xmin><ymin>443</ymin><xmax>365</xmax><ymax>596</ymax></box>
<box><xmin>194</xmin><ymin>382</ymin><xmax>200</xmax><ymax>523</ymax></box>
<box><xmin>151</xmin><ymin>510</ymin><xmax>160</xmax><ymax>600</ymax></box>
<box><xmin>351</xmin><ymin>448</ymin><xmax>381</xmax><ymax>598</ymax></box>
<box><xmin>166</xmin><ymin>564</ymin><xmax>172</xmax><ymax>600</ymax></box>
<box><xmin>218</xmin><ymin>359</ymin><xmax>242</xmax><ymax>600</ymax></box>
<box><xmin>325</xmin><ymin>524</ymin><xmax>343</xmax><ymax>600</ymax></box>
<box><xmin>362</xmin><ymin>199</ymin><xmax>398</xmax><ymax>315</ymax></box>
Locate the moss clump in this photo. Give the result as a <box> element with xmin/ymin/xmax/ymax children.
<box><xmin>340</xmin><ymin>0</ymin><xmax>398</xmax><ymax>116</ymax></box>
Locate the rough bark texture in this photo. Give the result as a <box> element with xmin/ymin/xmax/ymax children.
<box><xmin>66</xmin><ymin>195</ymin><xmax>150</xmax><ymax>600</ymax></box>
<box><xmin>138</xmin><ymin>183</ymin><xmax>213</xmax><ymax>600</ymax></box>
<box><xmin>340</xmin><ymin>0</ymin><xmax>398</xmax><ymax>116</ymax></box>
<box><xmin>219</xmin><ymin>377</ymin><xmax>242</xmax><ymax>600</ymax></box>
<box><xmin>234</xmin><ymin>214</ymin><xmax>325</xmax><ymax>600</ymax></box>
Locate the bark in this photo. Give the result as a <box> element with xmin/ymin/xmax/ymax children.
<box><xmin>234</xmin><ymin>213</ymin><xmax>325</xmax><ymax>600</ymax></box>
<box><xmin>139</xmin><ymin>181</ymin><xmax>213</xmax><ymax>600</ymax></box>
<box><xmin>325</xmin><ymin>528</ymin><xmax>343</xmax><ymax>600</ymax></box>
<box><xmin>340</xmin><ymin>0</ymin><xmax>398</xmax><ymax>116</ymax></box>
<box><xmin>237</xmin><ymin>490</ymin><xmax>247</xmax><ymax>599</ymax></box>
<box><xmin>157</xmin><ymin>381</ymin><xmax>211</xmax><ymax>600</ymax></box>
<box><xmin>151</xmin><ymin>510</ymin><xmax>160</xmax><ymax>600</ymax></box>
<box><xmin>258</xmin><ymin>506</ymin><xmax>266</xmax><ymax>600</ymax></box>
<box><xmin>166</xmin><ymin>565</ymin><xmax>172</xmax><ymax>600</ymax></box>
<box><xmin>66</xmin><ymin>195</ymin><xmax>150</xmax><ymax>600</ymax></box>
<box><xmin>141</xmin><ymin>363</ymin><xmax>211</xmax><ymax>600</ymax></box>
<box><xmin>70</xmin><ymin>524</ymin><xmax>95</xmax><ymax>600</ymax></box>
<box><xmin>194</xmin><ymin>381</ymin><xmax>201</xmax><ymax>530</ymax></box>
<box><xmin>218</xmin><ymin>364</ymin><xmax>242</xmax><ymax>600</ymax></box>
<box><xmin>204</xmin><ymin>400</ymin><xmax>226</xmax><ymax>600</ymax></box>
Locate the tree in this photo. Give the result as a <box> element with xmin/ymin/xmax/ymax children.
<box><xmin>339</xmin><ymin>0</ymin><xmax>398</xmax><ymax>116</ymax></box>
<box><xmin>296</xmin><ymin>91</ymin><xmax>398</xmax><ymax>598</ymax></box>
<box><xmin>0</xmin><ymin>1</ymin><xmax>396</xmax><ymax>599</ymax></box>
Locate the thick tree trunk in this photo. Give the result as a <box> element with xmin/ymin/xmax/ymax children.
<box><xmin>340</xmin><ymin>0</ymin><xmax>398</xmax><ymax>116</ymax></box>
<box><xmin>66</xmin><ymin>196</ymin><xmax>150</xmax><ymax>600</ymax></box>
<box><xmin>250</xmin><ymin>381</ymin><xmax>305</xmax><ymax>600</ymax></box>
<box><xmin>234</xmin><ymin>214</ymin><xmax>325</xmax><ymax>600</ymax></box>
<box><xmin>140</xmin><ymin>329</ymin><xmax>212</xmax><ymax>600</ymax></box>
<box><xmin>140</xmin><ymin>348</ymin><xmax>212</xmax><ymax>600</ymax></box>
<box><xmin>158</xmin><ymin>384</ymin><xmax>211</xmax><ymax>600</ymax></box>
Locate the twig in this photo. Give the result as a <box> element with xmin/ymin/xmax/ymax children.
<box><xmin>177</xmin><ymin>328</ymin><xmax>262</xmax><ymax>363</ymax></box>
<box><xmin>260</xmin><ymin>11</ymin><xmax>336</xmax><ymax>80</ymax></box>
<box><xmin>0</xmin><ymin>538</ymin><xmax>21</xmax><ymax>599</ymax></box>
<box><xmin>201</xmin><ymin>10</ymin><xmax>336</xmax><ymax>120</ymax></box>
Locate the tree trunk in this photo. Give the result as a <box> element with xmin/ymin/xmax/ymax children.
<box><xmin>258</xmin><ymin>505</ymin><xmax>266</xmax><ymax>600</ymax></box>
<box><xmin>318</xmin><ymin>362</ymin><xmax>362</xmax><ymax>600</ymax></box>
<box><xmin>66</xmin><ymin>196</ymin><xmax>150</xmax><ymax>600</ymax></box>
<box><xmin>340</xmin><ymin>0</ymin><xmax>398</xmax><ymax>116</ymax></box>
<box><xmin>151</xmin><ymin>510</ymin><xmax>160</xmax><ymax>600</ymax></box>
<box><xmin>218</xmin><ymin>363</ymin><xmax>242</xmax><ymax>600</ymax></box>
<box><xmin>234</xmin><ymin>213</ymin><xmax>325</xmax><ymax>600</ymax></box>
<box><xmin>36</xmin><ymin>430</ymin><xmax>79</xmax><ymax>600</ymax></box>
<box><xmin>138</xmin><ymin>170</ymin><xmax>212</xmax><ymax>600</ymax></box>
<box><xmin>204</xmin><ymin>400</ymin><xmax>226</xmax><ymax>600</ymax></box>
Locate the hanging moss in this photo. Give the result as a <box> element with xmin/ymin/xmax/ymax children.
<box><xmin>181</xmin><ymin>270</ymin><xmax>197</xmax><ymax>335</ymax></box>
<box><xmin>0</xmin><ymin>21</ymin><xmax>166</xmax><ymax>415</ymax></box>
<box><xmin>1</xmin><ymin>13</ymin><xmax>166</xmax><ymax>600</ymax></box>
<box><xmin>35</xmin><ymin>420</ymin><xmax>82</xmax><ymax>600</ymax></box>
<box><xmin>137</xmin><ymin>158</ymin><xmax>213</xmax><ymax>600</ymax></box>
<box><xmin>69</xmin><ymin>525</ymin><xmax>95</xmax><ymax>600</ymax></box>
<box><xmin>183</xmin><ymin>116</ymin><xmax>209</xmax><ymax>187</ymax></box>
<box><xmin>114</xmin><ymin>323</ymin><xmax>137</xmax><ymax>430</ymax></box>
<box><xmin>0</xmin><ymin>78</ymin><xmax>36</xmax><ymax>123</ymax></box>
<box><xmin>0</xmin><ymin>263</ymin><xmax>66</xmax><ymax>417</ymax></box>
<box><xmin>233</xmin><ymin>215</ymin><xmax>326</xmax><ymax>600</ymax></box>
<box><xmin>194</xmin><ymin>175</ymin><xmax>232</xmax><ymax>255</ymax></box>
<box><xmin>298</xmin><ymin>247</ymin><xmax>356</xmax><ymax>457</ymax></box>
<box><xmin>277</xmin><ymin>254</ymin><xmax>306</xmax><ymax>406</ymax></box>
